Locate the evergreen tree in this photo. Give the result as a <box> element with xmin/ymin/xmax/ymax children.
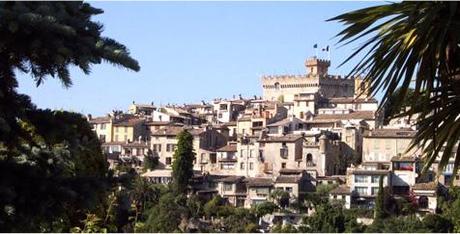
<box><xmin>374</xmin><ymin>175</ymin><xmax>386</xmax><ymax>220</ymax></box>
<box><xmin>0</xmin><ymin>2</ymin><xmax>139</xmax><ymax>231</ymax></box>
<box><xmin>171</xmin><ymin>130</ymin><xmax>195</xmax><ymax>194</ymax></box>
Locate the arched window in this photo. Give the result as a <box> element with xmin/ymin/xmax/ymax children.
<box><xmin>274</xmin><ymin>82</ymin><xmax>280</xmax><ymax>90</ymax></box>
<box><xmin>418</xmin><ymin>196</ymin><xmax>429</xmax><ymax>209</ymax></box>
<box><xmin>306</xmin><ymin>153</ymin><xmax>314</xmax><ymax>166</ymax></box>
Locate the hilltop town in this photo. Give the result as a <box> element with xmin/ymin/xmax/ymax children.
<box><xmin>88</xmin><ymin>56</ymin><xmax>455</xmax><ymax>229</ymax></box>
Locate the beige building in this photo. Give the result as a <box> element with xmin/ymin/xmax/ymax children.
<box><xmin>362</xmin><ymin>128</ymin><xmax>418</xmax><ymax>165</ymax></box>
<box><xmin>150</xmin><ymin>126</ymin><xmax>227</xmax><ymax>170</ymax></box>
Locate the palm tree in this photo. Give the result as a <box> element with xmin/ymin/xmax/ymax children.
<box><xmin>329</xmin><ymin>2</ymin><xmax>460</xmax><ymax>179</ymax></box>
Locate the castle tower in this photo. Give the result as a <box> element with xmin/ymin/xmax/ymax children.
<box><xmin>305</xmin><ymin>57</ymin><xmax>330</xmax><ymax>76</ymax></box>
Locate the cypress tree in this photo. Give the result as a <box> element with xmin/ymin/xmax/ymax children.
<box><xmin>171</xmin><ymin>130</ymin><xmax>195</xmax><ymax>194</ymax></box>
<box><xmin>374</xmin><ymin>175</ymin><xmax>386</xmax><ymax>220</ymax></box>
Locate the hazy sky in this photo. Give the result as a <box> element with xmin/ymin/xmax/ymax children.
<box><xmin>16</xmin><ymin>1</ymin><xmax>382</xmax><ymax>116</ymax></box>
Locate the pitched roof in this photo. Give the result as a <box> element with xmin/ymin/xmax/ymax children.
<box><xmin>275</xmin><ymin>175</ymin><xmax>302</xmax><ymax>183</ymax></box>
<box><xmin>352</xmin><ymin>169</ymin><xmax>390</xmax><ymax>175</ymax></box>
<box><xmin>258</xmin><ymin>134</ymin><xmax>303</xmax><ymax>143</ymax></box>
<box><xmin>330</xmin><ymin>185</ymin><xmax>351</xmax><ymax>195</ymax></box>
<box><xmin>267</xmin><ymin>117</ymin><xmax>302</xmax><ymax>127</ymax></box>
<box><xmin>145</xmin><ymin>121</ymin><xmax>174</xmax><ymax>126</ymax></box>
<box><xmin>278</xmin><ymin>168</ymin><xmax>305</xmax><ymax>175</ymax></box>
<box><xmin>412</xmin><ymin>182</ymin><xmax>438</xmax><ymax>191</ymax></box>
<box><xmin>313</xmin><ymin>111</ymin><xmax>375</xmax><ymax>121</ymax></box>
<box><xmin>366</xmin><ymin>128</ymin><xmax>416</xmax><ymax>138</ymax></box>
<box><xmin>215</xmin><ymin>176</ymin><xmax>245</xmax><ymax>183</ymax></box>
<box><xmin>151</xmin><ymin>126</ymin><xmax>184</xmax><ymax>136</ymax></box>
<box><xmin>89</xmin><ymin>116</ymin><xmax>111</xmax><ymax>124</ymax></box>
<box><xmin>217</xmin><ymin>144</ymin><xmax>237</xmax><ymax>152</ymax></box>
<box><xmin>327</xmin><ymin>97</ymin><xmax>378</xmax><ymax>104</ymax></box>
<box><xmin>245</xmin><ymin>177</ymin><xmax>274</xmax><ymax>187</ymax></box>
<box><xmin>113</xmin><ymin>117</ymin><xmax>144</xmax><ymax>127</ymax></box>
<box><xmin>391</xmin><ymin>155</ymin><xmax>417</xmax><ymax>162</ymax></box>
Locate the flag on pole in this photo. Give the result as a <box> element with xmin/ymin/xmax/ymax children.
<box><xmin>322</xmin><ymin>45</ymin><xmax>329</xmax><ymax>52</ymax></box>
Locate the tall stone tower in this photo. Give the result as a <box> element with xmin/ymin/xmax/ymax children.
<box><xmin>354</xmin><ymin>76</ymin><xmax>371</xmax><ymax>98</ymax></box>
<box><xmin>305</xmin><ymin>57</ymin><xmax>331</xmax><ymax>76</ymax></box>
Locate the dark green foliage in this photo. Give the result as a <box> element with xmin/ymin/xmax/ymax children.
<box><xmin>423</xmin><ymin>214</ymin><xmax>453</xmax><ymax>233</ymax></box>
<box><xmin>0</xmin><ymin>1</ymin><xmax>139</xmax><ymax>232</ymax></box>
<box><xmin>253</xmin><ymin>201</ymin><xmax>279</xmax><ymax>218</ymax></box>
<box><xmin>366</xmin><ymin>215</ymin><xmax>429</xmax><ymax>233</ymax></box>
<box><xmin>383</xmin><ymin>88</ymin><xmax>415</xmax><ymax>124</ymax></box>
<box><xmin>0</xmin><ymin>1</ymin><xmax>139</xmax><ymax>88</ymax></box>
<box><xmin>270</xmin><ymin>189</ymin><xmax>290</xmax><ymax>209</ymax></box>
<box><xmin>272</xmin><ymin>223</ymin><xmax>298</xmax><ymax>233</ymax></box>
<box><xmin>303</xmin><ymin>202</ymin><xmax>364</xmax><ymax>233</ymax></box>
<box><xmin>144</xmin><ymin>192</ymin><xmax>185</xmax><ymax>232</ymax></box>
<box><xmin>143</xmin><ymin>154</ymin><xmax>158</xmax><ymax>172</ymax></box>
<box><xmin>0</xmin><ymin>110</ymin><xmax>110</xmax><ymax>232</ymax></box>
<box><xmin>203</xmin><ymin>195</ymin><xmax>225</xmax><ymax>218</ymax></box>
<box><xmin>374</xmin><ymin>175</ymin><xmax>386</xmax><ymax>220</ymax></box>
<box><xmin>171</xmin><ymin>130</ymin><xmax>195</xmax><ymax>194</ymax></box>
<box><xmin>221</xmin><ymin>207</ymin><xmax>258</xmax><ymax>233</ymax></box>
<box><xmin>330</xmin><ymin>1</ymin><xmax>460</xmax><ymax>179</ymax></box>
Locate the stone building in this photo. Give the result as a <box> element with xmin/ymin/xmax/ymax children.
<box><xmin>261</xmin><ymin>57</ymin><xmax>356</xmax><ymax>102</ymax></box>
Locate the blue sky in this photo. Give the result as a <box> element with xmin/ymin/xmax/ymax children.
<box><xmin>17</xmin><ymin>1</ymin><xmax>382</xmax><ymax>116</ymax></box>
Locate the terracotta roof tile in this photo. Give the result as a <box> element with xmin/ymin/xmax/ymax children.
<box><xmin>313</xmin><ymin>111</ymin><xmax>375</xmax><ymax>120</ymax></box>
<box><xmin>367</xmin><ymin>128</ymin><xmax>416</xmax><ymax>138</ymax></box>
<box><xmin>245</xmin><ymin>177</ymin><xmax>274</xmax><ymax>187</ymax></box>
<box><xmin>258</xmin><ymin>134</ymin><xmax>303</xmax><ymax>143</ymax></box>
<box><xmin>217</xmin><ymin>144</ymin><xmax>237</xmax><ymax>152</ymax></box>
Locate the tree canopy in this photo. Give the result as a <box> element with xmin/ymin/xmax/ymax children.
<box><xmin>171</xmin><ymin>130</ymin><xmax>195</xmax><ymax>194</ymax></box>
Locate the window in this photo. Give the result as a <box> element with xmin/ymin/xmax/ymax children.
<box><xmin>124</xmin><ymin>135</ymin><xmax>127</xmax><ymax>142</ymax></box>
<box><xmin>345</xmin><ymin>136</ymin><xmax>351</xmax><ymax>143</ymax></box>
<box><xmin>285</xmin><ymin>187</ymin><xmax>293</xmax><ymax>192</ymax></box>
<box><xmin>210</xmin><ymin>153</ymin><xmax>217</xmax><ymax>164</ymax></box>
<box><xmin>280</xmin><ymin>148</ymin><xmax>288</xmax><ymax>159</ymax></box>
<box><xmin>385</xmin><ymin>140</ymin><xmax>391</xmax><ymax>150</ymax></box>
<box><xmin>393</xmin><ymin>162</ymin><xmax>413</xmax><ymax>171</ymax></box>
<box><xmin>223</xmin><ymin>183</ymin><xmax>233</xmax><ymax>191</ymax></box>
<box><xmin>166</xmin><ymin>144</ymin><xmax>176</xmax><ymax>152</ymax></box>
<box><xmin>371</xmin><ymin>175</ymin><xmax>381</xmax><ymax>183</ymax></box>
<box><xmin>99</xmin><ymin>134</ymin><xmax>106</xmax><ymax>143</ymax></box>
<box><xmin>153</xmin><ymin>144</ymin><xmax>162</xmax><ymax>152</ymax></box>
<box><xmin>374</xmin><ymin>139</ymin><xmax>380</xmax><ymax>150</ymax></box>
<box><xmin>100</xmin><ymin>123</ymin><xmax>106</xmax><ymax>130</ymax></box>
<box><xmin>115</xmin><ymin>127</ymin><xmax>119</xmax><ymax>133</ymax></box>
<box><xmin>355</xmin><ymin>187</ymin><xmax>368</xmax><ymax>196</ymax></box>
<box><xmin>115</xmin><ymin>135</ymin><xmax>119</xmax><ymax>142</ymax></box>
<box><xmin>124</xmin><ymin>126</ymin><xmax>128</xmax><ymax>133</ymax></box>
<box><xmin>354</xmin><ymin>175</ymin><xmax>368</xmax><ymax>183</ymax></box>
<box><xmin>255</xmin><ymin>188</ymin><xmax>270</xmax><ymax>196</ymax></box>
<box><xmin>371</xmin><ymin>187</ymin><xmax>379</xmax><ymax>195</ymax></box>
<box><xmin>281</xmin><ymin>163</ymin><xmax>286</xmax><ymax>169</ymax></box>
<box><xmin>166</xmin><ymin>157</ymin><xmax>172</xmax><ymax>165</ymax></box>
<box><xmin>249</xmin><ymin>162</ymin><xmax>254</xmax><ymax>170</ymax></box>
<box><xmin>249</xmin><ymin>149</ymin><xmax>253</xmax><ymax>158</ymax></box>
<box><xmin>300</xmin><ymin>112</ymin><xmax>304</xmax><ymax>119</ymax></box>
<box><xmin>240</xmin><ymin>162</ymin><xmax>245</xmax><ymax>169</ymax></box>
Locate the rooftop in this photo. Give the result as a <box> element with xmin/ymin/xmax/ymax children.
<box><xmin>366</xmin><ymin>128</ymin><xmax>416</xmax><ymax>138</ymax></box>
<box><xmin>245</xmin><ymin>177</ymin><xmax>274</xmax><ymax>187</ymax></box>
<box><xmin>313</xmin><ymin>111</ymin><xmax>375</xmax><ymax>121</ymax></box>
<box><xmin>330</xmin><ymin>185</ymin><xmax>351</xmax><ymax>195</ymax></box>
<box><xmin>217</xmin><ymin>144</ymin><xmax>237</xmax><ymax>152</ymax></box>
<box><xmin>258</xmin><ymin>134</ymin><xmax>303</xmax><ymax>143</ymax></box>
